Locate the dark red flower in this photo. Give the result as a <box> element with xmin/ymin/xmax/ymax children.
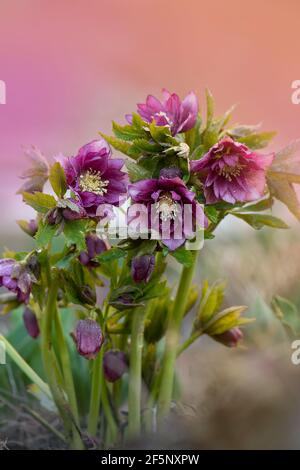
<box><xmin>103</xmin><ymin>350</ymin><xmax>127</xmax><ymax>382</ymax></box>
<box><xmin>72</xmin><ymin>319</ymin><xmax>104</xmax><ymax>360</ymax></box>
<box><xmin>23</xmin><ymin>308</ymin><xmax>40</xmax><ymax>339</ymax></box>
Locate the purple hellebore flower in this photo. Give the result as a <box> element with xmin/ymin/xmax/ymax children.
<box><xmin>213</xmin><ymin>327</ymin><xmax>243</xmax><ymax>347</ymax></box>
<box><xmin>0</xmin><ymin>258</ymin><xmax>32</xmax><ymax>303</ymax></box>
<box><xmin>62</xmin><ymin>139</ymin><xmax>128</xmax><ymax>216</ymax></box>
<box><xmin>103</xmin><ymin>350</ymin><xmax>127</xmax><ymax>383</ymax></box>
<box><xmin>190</xmin><ymin>137</ymin><xmax>274</xmax><ymax>204</ymax></box>
<box><xmin>131</xmin><ymin>255</ymin><xmax>155</xmax><ymax>283</ymax></box>
<box><xmin>126</xmin><ymin>89</ymin><xmax>198</xmax><ymax>136</ymax></box>
<box><xmin>23</xmin><ymin>307</ymin><xmax>40</xmax><ymax>339</ymax></box>
<box><xmin>72</xmin><ymin>319</ymin><xmax>104</xmax><ymax>360</ymax></box>
<box><xmin>128</xmin><ymin>169</ymin><xmax>207</xmax><ymax>251</ymax></box>
<box><xmin>79</xmin><ymin>233</ymin><xmax>107</xmax><ymax>267</ymax></box>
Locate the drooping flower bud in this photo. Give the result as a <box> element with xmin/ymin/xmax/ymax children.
<box><xmin>213</xmin><ymin>327</ymin><xmax>243</xmax><ymax>348</ymax></box>
<box><xmin>47</xmin><ymin>208</ymin><xmax>63</xmax><ymax>225</ymax></box>
<box><xmin>0</xmin><ymin>258</ymin><xmax>33</xmax><ymax>303</ymax></box>
<box><xmin>79</xmin><ymin>233</ymin><xmax>107</xmax><ymax>267</ymax></box>
<box><xmin>131</xmin><ymin>255</ymin><xmax>155</xmax><ymax>283</ymax></box>
<box><xmin>86</xmin><ymin>233</ymin><xmax>107</xmax><ymax>259</ymax></box>
<box><xmin>23</xmin><ymin>307</ymin><xmax>40</xmax><ymax>338</ymax></box>
<box><xmin>103</xmin><ymin>350</ymin><xmax>127</xmax><ymax>382</ymax></box>
<box><xmin>80</xmin><ymin>285</ymin><xmax>97</xmax><ymax>305</ymax></box>
<box><xmin>72</xmin><ymin>319</ymin><xmax>104</xmax><ymax>359</ymax></box>
<box><xmin>159</xmin><ymin>167</ymin><xmax>182</xmax><ymax>179</ymax></box>
<box><xmin>17</xmin><ymin>219</ymin><xmax>38</xmax><ymax>237</ymax></box>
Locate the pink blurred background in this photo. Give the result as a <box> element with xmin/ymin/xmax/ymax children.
<box><xmin>0</xmin><ymin>0</ymin><xmax>300</xmax><ymax>240</ymax></box>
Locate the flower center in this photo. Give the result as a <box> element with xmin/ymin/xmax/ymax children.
<box><xmin>79</xmin><ymin>169</ymin><xmax>109</xmax><ymax>195</ymax></box>
<box><xmin>218</xmin><ymin>164</ymin><xmax>244</xmax><ymax>182</ymax></box>
<box><xmin>155</xmin><ymin>193</ymin><xmax>179</xmax><ymax>221</ymax></box>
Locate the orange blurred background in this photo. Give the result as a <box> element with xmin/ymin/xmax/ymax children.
<box><xmin>0</xmin><ymin>0</ymin><xmax>300</xmax><ymax>239</ymax></box>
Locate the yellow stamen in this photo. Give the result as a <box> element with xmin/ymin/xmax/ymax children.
<box><xmin>79</xmin><ymin>169</ymin><xmax>109</xmax><ymax>195</ymax></box>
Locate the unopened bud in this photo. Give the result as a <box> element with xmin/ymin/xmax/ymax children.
<box><xmin>131</xmin><ymin>255</ymin><xmax>155</xmax><ymax>283</ymax></box>
<box><xmin>23</xmin><ymin>308</ymin><xmax>40</xmax><ymax>339</ymax></box>
<box><xmin>103</xmin><ymin>350</ymin><xmax>127</xmax><ymax>382</ymax></box>
<box><xmin>212</xmin><ymin>327</ymin><xmax>243</xmax><ymax>347</ymax></box>
<box><xmin>72</xmin><ymin>319</ymin><xmax>104</xmax><ymax>359</ymax></box>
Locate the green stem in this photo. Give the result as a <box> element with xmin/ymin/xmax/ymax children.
<box><xmin>0</xmin><ymin>335</ymin><xmax>51</xmax><ymax>398</ymax></box>
<box><xmin>54</xmin><ymin>308</ymin><xmax>83</xmax><ymax>449</ymax></box>
<box><xmin>127</xmin><ymin>307</ymin><xmax>146</xmax><ymax>440</ymax></box>
<box><xmin>88</xmin><ymin>345</ymin><xmax>104</xmax><ymax>436</ymax></box>
<box><xmin>177</xmin><ymin>331</ymin><xmax>202</xmax><ymax>356</ymax></box>
<box><xmin>157</xmin><ymin>251</ymin><xmax>199</xmax><ymax>418</ymax></box>
<box><xmin>102</xmin><ymin>379</ymin><xmax>118</xmax><ymax>447</ymax></box>
<box><xmin>41</xmin><ymin>274</ymin><xmax>76</xmax><ymax>445</ymax></box>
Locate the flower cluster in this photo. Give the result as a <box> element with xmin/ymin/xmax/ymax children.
<box><xmin>1</xmin><ymin>87</ymin><xmax>298</xmax><ymax>449</ymax></box>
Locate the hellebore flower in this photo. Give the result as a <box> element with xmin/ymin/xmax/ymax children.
<box><xmin>0</xmin><ymin>259</ymin><xmax>33</xmax><ymax>303</ymax></box>
<box><xmin>213</xmin><ymin>327</ymin><xmax>243</xmax><ymax>347</ymax></box>
<box><xmin>62</xmin><ymin>139</ymin><xmax>128</xmax><ymax>216</ymax></box>
<box><xmin>79</xmin><ymin>233</ymin><xmax>107</xmax><ymax>267</ymax></box>
<box><xmin>127</xmin><ymin>89</ymin><xmax>198</xmax><ymax>136</ymax></box>
<box><xmin>131</xmin><ymin>255</ymin><xmax>155</xmax><ymax>283</ymax></box>
<box><xmin>128</xmin><ymin>169</ymin><xmax>207</xmax><ymax>250</ymax></box>
<box><xmin>190</xmin><ymin>137</ymin><xmax>274</xmax><ymax>204</ymax></box>
<box><xmin>23</xmin><ymin>307</ymin><xmax>40</xmax><ymax>339</ymax></box>
<box><xmin>103</xmin><ymin>350</ymin><xmax>127</xmax><ymax>382</ymax></box>
<box><xmin>72</xmin><ymin>319</ymin><xmax>104</xmax><ymax>359</ymax></box>
<box><xmin>17</xmin><ymin>146</ymin><xmax>49</xmax><ymax>194</ymax></box>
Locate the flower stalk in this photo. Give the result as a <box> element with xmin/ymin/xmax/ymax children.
<box><xmin>158</xmin><ymin>250</ymin><xmax>199</xmax><ymax>418</ymax></box>
<box><xmin>127</xmin><ymin>306</ymin><xmax>146</xmax><ymax>439</ymax></box>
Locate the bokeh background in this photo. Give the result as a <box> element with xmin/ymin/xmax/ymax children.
<box><xmin>1</xmin><ymin>0</ymin><xmax>300</xmax><ymax>239</ymax></box>
<box><xmin>1</xmin><ymin>0</ymin><xmax>300</xmax><ymax>449</ymax></box>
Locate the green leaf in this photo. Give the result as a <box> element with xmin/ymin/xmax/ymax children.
<box><xmin>112</xmin><ymin>121</ymin><xmax>147</xmax><ymax>141</ymax></box>
<box><xmin>231</xmin><ymin>212</ymin><xmax>289</xmax><ymax>230</ymax></box>
<box><xmin>268</xmin><ymin>139</ymin><xmax>300</xmax><ymax>184</ymax></box>
<box><xmin>267</xmin><ymin>178</ymin><xmax>300</xmax><ymax>221</ymax></box>
<box><xmin>149</xmin><ymin>121</ymin><xmax>178</xmax><ymax>145</ymax></box>
<box><xmin>97</xmin><ymin>247</ymin><xmax>126</xmax><ymax>263</ymax></box>
<box><xmin>214</xmin><ymin>104</ymin><xmax>236</xmax><ymax>133</ymax></box>
<box><xmin>130</xmin><ymin>138</ymin><xmax>162</xmax><ymax>155</ymax></box>
<box><xmin>57</xmin><ymin>198</ymin><xmax>81</xmax><ymax>213</ymax></box>
<box><xmin>35</xmin><ymin>220</ymin><xmax>57</xmax><ymax>248</ymax></box>
<box><xmin>205</xmin><ymin>306</ymin><xmax>249</xmax><ymax>335</ymax></box>
<box><xmin>170</xmin><ymin>247</ymin><xmax>194</xmax><ymax>267</ymax></box>
<box><xmin>198</xmin><ymin>281</ymin><xmax>226</xmax><ymax>324</ymax></box>
<box><xmin>99</xmin><ymin>132</ymin><xmax>133</xmax><ymax>157</ymax></box>
<box><xmin>49</xmin><ymin>162</ymin><xmax>67</xmax><ymax>197</ymax></box>
<box><xmin>185</xmin><ymin>115</ymin><xmax>202</xmax><ymax>152</ymax></box>
<box><xmin>205</xmin><ymin>206</ymin><xmax>219</xmax><ymax>224</ymax></box>
<box><xmin>205</xmin><ymin>88</ymin><xmax>214</xmax><ymax>127</ymax></box>
<box><xmin>126</xmin><ymin>160</ymin><xmax>152</xmax><ymax>182</ymax></box>
<box><xmin>131</xmin><ymin>112</ymin><xmax>147</xmax><ymax>129</ymax></box>
<box><xmin>22</xmin><ymin>192</ymin><xmax>56</xmax><ymax>213</ymax></box>
<box><xmin>233</xmin><ymin>197</ymin><xmax>274</xmax><ymax>213</ymax></box>
<box><xmin>227</xmin><ymin>123</ymin><xmax>262</xmax><ymax>138</ymax></box>
<box><xmin>63</xmin><ymin>219</ymin><xmax>88</xmax><ymax>250</ymax></box>
<box><xmin>237</xmin><ymin>131</ymin><xmax>276</xmax><ymax>149</ymax></box>
<box><xmin>271</xmin><ymin>295</ymin><xmax>300</xmax><ymax>336</ymax></box>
